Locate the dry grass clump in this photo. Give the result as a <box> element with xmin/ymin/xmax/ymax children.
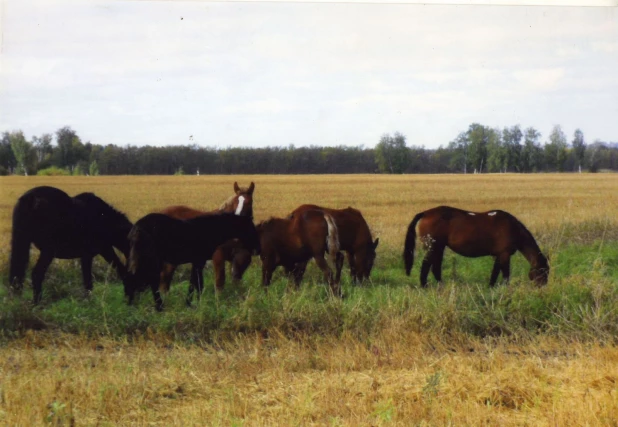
<box><xmin>2</xmin><ymin>331</ymin><xmax>618</xmax><ymax>425</ymax></box>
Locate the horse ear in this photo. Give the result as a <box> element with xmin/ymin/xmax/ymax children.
<box><xmin>373</xmin><ymin>238</ymin><xmax>379</xmax><ymax>249</ymax></box>
<box><xmin>234</xmin><ymin>182</ymin><xmax>240</xmax><ymax>194</ymax></box>
<box><xmin>248</xmin><ymin>182</ymin><xmax>255</xmax><ymax>195</ymax></box>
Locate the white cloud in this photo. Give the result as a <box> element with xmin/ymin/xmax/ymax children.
<box><xmin>512</xmin><ymin>68</ymin><xmax>566</xmax><ymax>91</ymax></box>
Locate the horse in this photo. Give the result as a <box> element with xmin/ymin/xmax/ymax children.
<box><xmin>288</xmin><ymin>205</ymin><xmax>378</xmax><ymax>284</ymax></box>
<box><xmin>127</xmin><ymin>212</ymin><xmax>260</xmax><ymax>311</ymax></box>
<box><xmin>257</xmin><ymin>210</ymin><xmax>341</xmax><ymax>296</ymax></box>
<box><xmin>9</xmin><ymin>186</ymin><xmax>133</xmax><ymax>304</ymax></box>
<box><xmin>403</xmin><ymin>206</ymin><xmax>550</xmax><ymax>287</ymax></box>
<box><xmin>158</xmin><ymin>181</ymin><xmax>255</xmax><ymax>293</ymax></box>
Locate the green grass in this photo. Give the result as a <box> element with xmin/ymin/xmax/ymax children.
<box><xmin>1</xmin><ymin>242</ymin><xmax>617</xmax><ymax>343</ymax></box>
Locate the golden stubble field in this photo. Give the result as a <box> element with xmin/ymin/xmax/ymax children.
<box><xmin>1</xmin><ymin>173</ymin><xmax>618</xmax><ymax>425</ymax></box>
<box><xmin>1</xmin><ymin>173</ymin><xmax>617</xmax><ymax>252</ymax></box>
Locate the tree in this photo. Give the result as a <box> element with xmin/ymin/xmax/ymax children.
<box><xmin>0</xmin><ymin>132</ymin><xmax>17</xmax><ymax>174</ymax></box>
<box><xmin>467</xmin><ymin>123</ymin><xmax>490</xmax><ymax>173</ymax></box>
<box><xmin>486</xmin><ymin>132</ymin><xmax>506</xmax><ymax>173</ymax></box>
<box><xmin>375</xmin><ymin>132</ymin><xmax>409</xmax><ymax>174</ymax></box>
<box><xmin>501</xmin><ymin>125</ymin><xmax>523</xmax><ymax>172</ymax></box>
<box><xmin>545</xmin><ymin>125</ymin><xmax>568</xmax><ymax>172</ymax></box>
<box><xmin>572</xmin><ymin>129</ymin><xmax>586</xmax><ymax>173</ymax></box>
<box><xmin>54</xmin><ymin>126</ymin><xmax>87</xmax><ymax>169</ymax></box>
<box><xmin>521</xmin><ymin>127</ymin><xmax>544</xmax><ymax>172</ymax></box>
<box><xmin>448</xmin><ymin>132</ymin><xmax>470</xmax><ymax>173</ymax></box>
<box><xmin>32</xmin><ymin>133</ymin><xmax>53</xmax><ymax>164</ymax></box>
<box><xmin>89</xmin><ymin>160</ymin><xmax>100</xmax><ymax>176</ymax></box>
<box><xmin>9</xmin><ymin>131</ymin><xmax>34</xmax><ymax>175</ymax></box>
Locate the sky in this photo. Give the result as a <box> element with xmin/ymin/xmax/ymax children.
<box><xmin>0</xmin><ymin>0</ymin><xmax>617</xmax><ymax>149</ymax></box>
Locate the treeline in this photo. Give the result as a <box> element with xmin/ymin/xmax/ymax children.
<box><xmin>1</xmin><ymin>124</ymin><xmax>617</xmax><ymax>176</ymax></box>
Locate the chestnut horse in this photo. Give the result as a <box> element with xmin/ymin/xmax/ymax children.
<box><xmin>403</xmin><ymin>206</ymin><xmax>549</xmax><ymax>287</ymax></box>
<box><xmin>257</xmin><ymin>210</ymin><xmax>341</xmax><ymax>296</ymax></box>
<box><xmin>288</xmin><ymin>205</ymin><xmax>378</xmax><ymax>283</ymax></box>
<box><xmin>128</xmin><ymin>213</ymin><xmax>260</xmax><ymax>311</ymax></box>
<box><xmin>159</xmin><ymin>182</ymin><xmax>255</xmax><ymax>293</ymax></box>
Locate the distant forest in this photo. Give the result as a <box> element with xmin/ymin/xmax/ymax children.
<box><xmin>2</xmin><ymin>124</ymin><xmax>617</xmax><ymax>176</ymax></box>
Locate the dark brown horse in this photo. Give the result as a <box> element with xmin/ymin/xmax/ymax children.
<box><xmin>257</xmin><ymin>210</ymin><xmax>341</xmax><ymax>296</ymax></box>
<box><xmin>158</xmin><ymin>181</ymin><xmax>255</xmax><ymax>293</ymax></box>
<box><xmin>9</xmin><ymin>186</ymin><xmax>133</xmax><ymax>304</ymax></box>
<box><xmin>288</xmin><ymin>205</ymin><xmax>378</xmax><ymax>283</ymax></box>
<box><xmin>403</xmin><ymin>206</ymin><xmax>549</xmax><ymax>287</ymax></box>
<box><xmin>127</xmin><ymin>213</ymin><xmax>260</xmax><ymax>311</ymax></box>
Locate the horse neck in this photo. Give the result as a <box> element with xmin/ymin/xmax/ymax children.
<box><xmin>516</xmin><ymin>225</ymin><xmax>544</xmax><ymax>268</ymax></box>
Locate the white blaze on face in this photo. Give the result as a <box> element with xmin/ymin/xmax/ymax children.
<box><xmin>235</xmin><ymin>196</ymin><xmax>245</xmax><ymax>215</ymax></box>
<box><xmin>488</xmin><ymin>211</ymin><xmax>497</xmax><ymax>216</ymax></box>
<box><xmin>468</xmin><ymin>212</ymin><xmax>476</xmax><ymax>216</ymax></box>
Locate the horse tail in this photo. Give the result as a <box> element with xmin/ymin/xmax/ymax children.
<box><xmin>403</xmin><ymin>212</ymin><xmax>424</xmax><ymax>276</ymax></box>
<box><xmin>323</xmin><ymin>213</ymin><xmax>340</xmax><ymax>263</ymax></box>
<box><xmin>9</xmin><ymin>199</ymin><xmax>31</xmax><ymax>290</ymax></box>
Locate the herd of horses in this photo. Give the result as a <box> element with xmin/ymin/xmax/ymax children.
<box><xmin>8</xmin><ymin>183</ymin><xmax>550</xmax><ymax>311</ymax></box>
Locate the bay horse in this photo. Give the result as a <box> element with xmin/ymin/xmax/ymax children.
<box><xmin>127</xmin><ymin>213</ymin><xmax>260</xmax><ymax>311</ymax></box>
<box><xmin>403</xmin><ymin>206</ymin><xmax>550</xmax><ymax>287</ymax></box>
<box><xmin>257</xmin><ymin>210</ymin><xmax>341</xmax><ymax>296</ymax></box>
<box><xmin>288</xmin><ymin>205</ymin><xmax>378</xmax><ymax>284</ymax></box>
<box><xmin>158</xmin><ymin>181</ymin><xmax>255</xmax><ymax>293</ymax></box>
<box><xmin>9</xmin><ymin>186</ymin><xmax>133</xmax><ymax>304</ymax></box>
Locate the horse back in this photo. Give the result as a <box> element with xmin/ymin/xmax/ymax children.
<box><xmin>290</xmin><ymin>204</ymin><xmax>372</xmax><ymax>251</ymax></box>
<box><xmin>160</xmin><ymin>205</ymin><xmax>211</xmax><ymax>219</ymax></box>
<box><xmin>418</xmin><ymin>206</ymin><xmax>521</xmax><ymax>256</ymax></box>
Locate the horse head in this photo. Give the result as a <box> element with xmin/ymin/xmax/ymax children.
<box><xmin>529</xmin><ymin>253</ymin><xmax>550</xmax><ymax>285</ymax></box>
<box><xmin>220</xmin><ymin>181</ymin><xmax>255</xmax><ymax>218</ymax></box>
<box><xmin>358</xmin><ymin>238</ymin><xmax>380</xmax><ymax>280</ymax></box>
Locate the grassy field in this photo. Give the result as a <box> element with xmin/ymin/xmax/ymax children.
<box><xmin>1</xmin><ymin>174</ymin><xmax>618</xmax><ymax>425</ymax></box>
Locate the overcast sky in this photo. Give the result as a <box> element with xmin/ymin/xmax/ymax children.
<box><xmin>0</xmin><ymin>1</ymin><xmax>616</xmax><ymax>149</ymax></box>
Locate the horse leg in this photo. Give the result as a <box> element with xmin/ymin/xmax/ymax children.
<box><xmin>346</xmin><ymin>252</ymin><xmax>358</xmax><ymax>284</ymax></box>
<box><xmin>315</xmin><ymin>255</ymin><xmax>340</xmax><ymax>297</ymax></box>
<box><xmin>261</xmin><ymin>258</ymin><xmax>276</xmax><ymax>289</ymax></box>
<box><xmin>419</xmin><ymin>250</ymin><xmax>434</xmax><ymax>288</ymax></box>
<box><xmin>430</xmin><ymin>245</ymin><xmax>445</xmax><ymax>283</ymax></box>
<box><xmin>231</xmin><ymin>250</ymin><xmax>251</xmax><ymax>283</ymax></box>
<box><xmin>291</xmin><ymin>262</ymin><xmax>307</xmax><ymax>289</ymax></box>
<box><xmin>212</xmin><ymin>248</ymin><xmax>226</xmax><ymax>292</ymax></box>
<box><xmin>186</xmin><ymin>263</ymin><xmax>205</xmax><ymax>306</ymax></box>
<box><xmin>150</xmin><ymin>277</ymin><xmax>164</xmax><ymax>312</ymax></box>
<box><xmin>32</xmin><ymin>252</ymin><xmax>53</xmax><ymax>305</ymax></box>
<box><xmin>499</xmin><ymin>254</ymin><xmax>511</xmax><ymax>286</ymax></box>
<box><xmin>159</xmin><ymin>263</ymin><xmax>177</xmax><ymax>294</ymax></box>
<box><xmin>489</xmin><ymin>257</ymin><xmax>501</xmax><ymax>287</ymax></box>
<box><xmin>335</xmin><ymin>252</ymin><xmax>345</xmax><ymax>284</ymax></box>
<box><xmin>80</xmin><ymin>256</ymin><xmax>94</xmax><ymax>296</ymax></box>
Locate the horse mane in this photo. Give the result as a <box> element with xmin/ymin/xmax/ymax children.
<box><xmin>74</xmin><ymin>192</ymin><xmax>131</xmax><ymax>225</ymax></box>
<box><xmin>504</xmin><ymin>211</ymin><xmax>543</xmax><ymax>255</ymax></box>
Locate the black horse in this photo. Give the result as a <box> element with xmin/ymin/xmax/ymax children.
<box><xmin>127</xmin><ymin>212</ymin><xmax>260</xmax><ymax>311</ymax></box>
<box><xmin>9</xmin><ymin>186</ymin><xmax>134</xmax><ymax>304</ymax></box>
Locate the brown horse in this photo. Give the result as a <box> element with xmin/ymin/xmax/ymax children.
<box><xmin>403</xmin><ymin>206</ymin><xmax>549</xmax><ymax>287</ymax></box>
<box><xmin>257</xmin><ymin>210</ymin><xmax>341</xmax><ymax>296</ymax></box>
<box><xmin>159</xmin><ymin>181</ymin><xmax>255</xmax><ymax>293</ymax></box>
<box><xmin>288</xmin><ymin>205</ymin><xmax>378</xmax><ymax>283</ymax></box>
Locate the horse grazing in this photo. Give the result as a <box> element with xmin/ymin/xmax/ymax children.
<box><xmin>257</xmin><ymin>210</ymin><xmax>341</xmax><ymax>296</ymax></box>
<box><xmin>403</xmin><ymin>206</ymin><xmax>550</xmax><ymax>287</ymax></box>
<box><xmin>288</xmin><ymin>205</ymin><xmax>378</xmax><ymax>283</ymax></box>
<box><xmin>127</xmin><ymin>213</ymin><xmax>260</xmax><ymax>311</ymax></box>
<box><xmin>9</xmin><ymin>186</ymin><xmax>133</xmax><ymax>304</ymax></box>
<box><xmin>158</xmin><ymin>181</ymin><xmax>255</xmax><ymax>293</ymax></box>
